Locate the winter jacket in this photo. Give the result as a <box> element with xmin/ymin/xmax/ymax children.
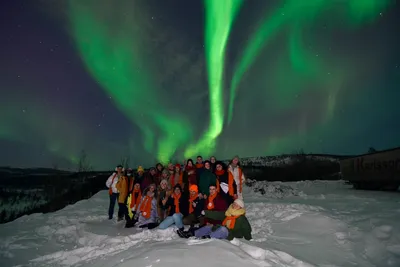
<box><xmin>183</xmin><ymin>166</ymin><xmax>197</xmax><ymax>189</ymax></box>
<box><xmin>140</xmin><ymin>173</ymin><xmax>154</xmax><ymax>191</ymax></box>
<box><xmin>216</xmin><ymin>170</ymin><xmax>236</xmax><ymax>205</ymax></box>
<box><xmin>228</xmin><ymin>165</ymin><xmax>245</xmax><ymax>197</ymax></box>
<box><xmin>198</xmin><ymin>169</ymin><xmax>217</xmax><ymax>194</ymax></box>
<box><xmin>137</xmin><ymin>197</ymin><xmax>158</xmax><ymax>227</ymax></box>
<box><xmin>204</xmin><ymin>210</ymin><xmax>252</xmax><ymax>241</ymax></box>
<box><xmin>116</xmin><ymin>176</ymin><xmax>129</xmax><ymax>203</ymax></box>
<box><xmin>106</xmin><ymin>173</ymin><xmax>120</xmax><ymax>194</ymax></box>
<box><xmin>163</xmin><ymin>192</ymin><xmax>189</xmax><ymax>217</ymax></box>
<box><xmin>189</xmin><ymin>197</ymin><xmax>205</xmax><ymax>218</ymax></box>
<box><xmin>203</xmin><ymin>194</ymin><xmax>228</xmax><ymax>225</ymax></box>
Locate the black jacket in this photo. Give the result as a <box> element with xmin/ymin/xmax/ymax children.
<box><xmin>190</xmin><ymin>197</ymin><xmax>205</xmax><ymax>217</ymax></box>
<box><xmin>163</xmin><ymin>192</ymin><xmax>189</xmax><ymax>216</ymax></box>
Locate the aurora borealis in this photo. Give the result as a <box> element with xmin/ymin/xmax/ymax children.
<box><xmin>1</xmin><ymin>0</ymin><xmax>399</xmax><ymax>170</ymax></box>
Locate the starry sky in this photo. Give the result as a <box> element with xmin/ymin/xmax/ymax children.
<box><xmin>1</xmin><ymin>0</ymin><xmax>399</xmax><ymax>170</ymax></box>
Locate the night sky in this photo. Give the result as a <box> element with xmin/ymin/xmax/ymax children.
<box><xmin>1</xmin><ymin>0</ymin><xmax>399</xmax><ymax>170</ymax></box>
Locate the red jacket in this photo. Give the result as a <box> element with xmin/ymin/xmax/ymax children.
<box><xmin>203</xmin><ymin>194</ymin><xmax>228</xmax><ymax>225</ymax></box>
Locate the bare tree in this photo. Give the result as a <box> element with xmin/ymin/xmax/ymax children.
<box><xmin>78</xmin><ymin>150</ymin><xmax>93</xmax><ymax>173</ymax></box>
<box><xmin>119</xmin><ymin>156</ymin><xmax>129</xmax><ymax>170</ymax></box>
<box><xmin>368</xmin><ymin>147</ymin><xmax>377</xmax><ymax>154</ymax></box>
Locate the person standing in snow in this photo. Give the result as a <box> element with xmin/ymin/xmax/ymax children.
<box><xmin>215</xmin><ymin>161</ymin><xmax>237</xmax><ymax>205</ymax></box>
<box><xmin>228</xmin><ymin>156</ymin><xmax>246</xmax><ymax>200</ymax></box>
<box><xmin>181</xmin><ymin>185</ymin><xmax>204</xmax><ymax>234</ymax></box>
<box><xmin>195</xmin><ymin>155</ymin><xmax>205</xmax><ymax>179</ymax></box>
<box><xmin>209</xmin><ymin>156</ymin><xmax>217</xmax><ymax>173</ymax></box>
<box><xmin>198</xmin><ymin>160</ymin><xmax>217</xmax><ymax>197</ymax></box>
<box><xmin>158</xmin><ymin>184</ymin><xmax>188</xmax><ymax>231</ymax></box>
<box><xmin>182</xmin><ymin>159</ymin><xmax>196</xmax><ymax>192</ymax></box>
<box><xmin>170</xmin><ymin>164</ymin><xmax>183</xmax><ymax>188</ymax></box>
<box><xmin>106</xmin><ymin>165</ymin><xmax>124</xmax><ymax>220</ymax></box>
<box><xmin>141</xmin><ymin>167</ymin><xmax>156</xmax><ymax>190</ymax></box>
<box><xmin>179</xmin><ymin>199</ymin><xmax>252</xmax><ymax>240</ymax></box>
<box><xmin>125</xmin><ymin>181</ymin><xmax>142</xmax><ymax>228</ymax></box>
<box><xmin>115</xmin><ymin>170</ymin><xmax>129</xmax><ymax>221</ymax></box>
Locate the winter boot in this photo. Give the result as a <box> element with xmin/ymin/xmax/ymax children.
<box><xmin>177</xmin><ymin>228</ymin><xmax>188</xmax><ymax>238</ymax></box>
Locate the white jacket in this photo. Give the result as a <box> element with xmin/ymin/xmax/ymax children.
<box><xmin>106</xmin><ymin>173</ymin><xmax>119</xmax><ymax>194</ymax></box>
<box><xmin>228</xmin><ymin>165</ymin><xmax>245</xmax><ymax>197</ymax></box>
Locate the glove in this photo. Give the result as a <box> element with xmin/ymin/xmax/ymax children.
<box><xmin>201</xmin><ymin>210</ymin><xmax>205</xmax><ymax>216</ymax></box>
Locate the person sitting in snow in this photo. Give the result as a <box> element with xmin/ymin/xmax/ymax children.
<box><xmin>115</xmin><ymin>169</ymin><xmax>129</xmax><ymax>221</ymax></box>
<box><xmin>158</xmin><ymin>184</ymin><xmax>188</xmax><ymax>231</ymax></box>
<box><xmin>215</xmin><ymin>161</ymin><xmax>237</xmax><ymax>205</ymax></box>
<box><xmin>179</xmin><ymin>183</ymin><xmax>227</xmax><ymax>237</ymax></box>
<box><xmin>181</xmin><ymin>185</ymin><xmax>204</xmax><ymax>234</ymax></box>
<box><xmin>125</xmin><ymin>181</ymin><xmax>142</xmax><ymax>228</ymax></box>
<box><xmin>106</xmin><ymin>165</ymin><xmax>124</xmax><ymax>220</ymax></box>
<box><xmin>179</xmin><ymin>199</ymin><xmax>252</xmax><ymax>240</ymax></box>
<box><xmin>133</xmin><ymin>185</ymin><xmax>159</xmax><ymax>229</ymax></box>
<box><xmin>228</xmin><ymin>156</ymin><xmax>246</xmax><ymax>200</ymax></box>
<box><xmin>157</xmin><ymin>179</ymin><xmax>171</xmax><ymax>222</ymax></box>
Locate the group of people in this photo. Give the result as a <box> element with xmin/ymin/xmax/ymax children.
<box><xmin>105</xmin><ymin>155</ymin><xmax>252</xmax><ymax>240</ymax></box>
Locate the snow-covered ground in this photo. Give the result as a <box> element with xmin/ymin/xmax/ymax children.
<box><xmin>1</xmin><ymin>180</ymin><xmax>399</xmax><ymax>267</ymax></box>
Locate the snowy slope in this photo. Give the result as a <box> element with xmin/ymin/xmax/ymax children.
<box><xmin>1</xmin><ymin>180</ymin><xmax>400</xmax><ymax>267</ymax></box>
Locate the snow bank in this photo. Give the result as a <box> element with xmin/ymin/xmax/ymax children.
<box><xmin>246</xmin><ymin>179</ymin><xmax>305</xmax><ymax>198</ymax></box>
<box><xmin>1</xmin><ymin>180</ymin><xmax>400</xmax><ymax>267</ymax></box>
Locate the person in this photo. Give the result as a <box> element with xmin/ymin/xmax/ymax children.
<box><xmin>115</xmin><ymin>169</ymin><xmax>129</xmax><ymax>221</ymax></box>
<box><xmin>182</xmin><ymin>159</ymin><xmax>196</xmax><ymax>192</ymax></box>
<box><xmin>141</xmin><ymin>167</ymin><xmax>156</xmax><ymax>190</ymax></box>
<box><xmin>105</xmin><ymin>165</ymin><xmax>124</xmax><ymax>220</ymax></box>
<box><xmin>198</xmin><ymin>160</ymin><xmax>217</xmax><ymax>196</ymax></box>
<box><xmin>228</xmin><ymin>156</ymin><xmax>246</xmax><ymax>200</ymax></box>
<box><xmin>210</xmin><ymin>156</ymin><xmax>217</xmax><ymax>173</ymax></box>
<box><xmin>215</xmin><ymin>161</ymin><xmax>237</xmax><ymax>205</ymax></box>
<box><xmin>180</xmin><ymin>199</ymin><xmax>252</xmax><ymax>240</ymax></box>
<box><xmin>195</xmin><ymin>155</ymin><xmax>204</xmax><ymax>178</ymax></box>
<box><xmin>158</xmin><ymin>184</ymin><xmax>188</xmax><ymax>231</ymax></box>
<box><xmin>170</xmin><ymin>164</ymin><xmax>183</xmax><ymax>188</ymax></box>
<box><xmin>155</xmin><ymin>163</ymin><xmax>164</xmax><ymax>182</ymax></box>
<box><xmin>134</xmin><ymin>166</ymin><xmax>145</xmax><ymax>190</ymax></box>
<box><xmin>125</xmin><ymin>181</ymin><xmax>142</xmax><ymax>228</ymax></box>
<box><xmin>157</xmin><ymin>179</ymin><xmax>170</xmax><ymax>222</ymax></box>
<box><xmin>181</xmin><ymin>185</ymin><xmax>204</xmax><ymax>235</ymax></box>
<box><xmin>180</xmin><ymin>184</ymin><xmax>227</xmax><ymax>237</ymax></box>
<box><xmin>134</xmin><ymin>186</ymin><xmax>159</xmax><ymax>229</ymax></box>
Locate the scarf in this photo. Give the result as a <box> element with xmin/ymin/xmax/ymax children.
<box><xmin>173</xmin><ymin>193</ymin><xmax>181</xmax><ymax>214</ymax></box>
<box><xmin>188</xmin><ymin>194</ymin><xmax>197</xmax><ymax>214</ymax></box>
<box><xmin>207</xmin><ymin>192</ymin><xmax>217</xmax><ymax>210</ymax></box>
<box><xmin>196</xmin><ymin>163</ymin><xmax>204</xmax><ymax>169</ymax></box>
<box><xmin>228</xmin><ymin>167</ymin><xmax>243</xmax><ymax>196</ymax></box>
<box><xmin>171</xmin><ymin>172</ymin><xmax>183</xmax><ymax>187</ymax></box>
<box><xmin>222</xmin><ymin>205</ymin><xmax>245</xmax><ymax>230</ymax></box>
<box><xmin>129</xmin><ymin>189</ymin><xmax>142</xmax><ymax>210</ymax></box>
<box><xmin>215</xmin><ymin>170</ymin><xmax>225</xmax><ymax>193</ymax></box>
<box><xmin>139</xmin><ymin>195</ymin><xmax>153</xmax><ymax>219</ymax></box>
<box><xmin>108</xmin><ymin>173</ymin><xmax>117</xmax><ymax>195</ymax></box>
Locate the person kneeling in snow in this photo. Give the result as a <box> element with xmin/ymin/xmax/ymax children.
<box><xmin>158</xmin><ymin>184</ymin><xmax>188</xmax><ymax>231</ymax></box>
<box><xmin>128</xmin><ymin>184</ymin><xmax>159</xmax><ymax>229</ymax></box>
<box><xmin>179</xmin><ymin>199</ymin><xmax>252</xmax><ymax>240</ymax></box>
<box><xmin>125</xmin><ymin>181</ymin><xmax>142</xmax><ymax>228</ymax></box>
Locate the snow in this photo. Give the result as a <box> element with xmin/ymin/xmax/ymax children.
<box><xmin>226</xmin><ymin>154</ymin><xmax>339</xmax><ymax>167</ymax></box>
<box><xmin>1</xmin><ymin>180</ymin><xmax>400</xmax><ymax>267</ymax></box>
